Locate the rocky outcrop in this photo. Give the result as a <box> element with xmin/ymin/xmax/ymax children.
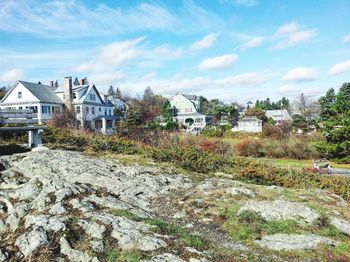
<box><xmin>238</xmin><ymin>200</ymin><xmax>320</xmax><ymax>224</ymax></box>
<box><xmin>0</xmin><ymin>150</ymin><xmax>348</xmax><ymax>261</ymax></box>
<box><xmin>256</xmin><ymin>234</ymin><xmax>336</xmax><ymax>250</ymax></box>
<box><xmin>0</xmin><ymin>150</ymin><xmax>190</xmax><ymax>260</ymax></box>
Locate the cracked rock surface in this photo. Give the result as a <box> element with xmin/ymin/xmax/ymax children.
<box><xmin>0</xmin><ymin>150</ymin><xmax>349</xmax><ymax>261</ymax></box>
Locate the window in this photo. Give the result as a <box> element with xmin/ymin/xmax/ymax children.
<box><xmin>99</xmin><ymin>107</ymin><xmax>101</xmax><ymax>112</ymax></box>
<box><xmin>104</xmin><ymin>108</ymin><xmax>107</xmax><ymax>115</ymax></box>
<box><xmin>90</xmin><ymin>94</ymin><xmax>96</xmax><ymax>101</ymax></box>
<box><xmin>41</xmin><ymin>105</ymin><xmax>50</xmax><ymax>114</ymax></box>
<box><xmin>92</xmin><ymin>107</ymin><xmax>95</xmax><ymax>115</ymax></box>
<box><xmin>86</xmin><ymin>106</ymin><xmax>89</xmax><ymax>113</ymax></box>
<box><xmin>76</xmin><ymin>106</ymin><xmax>81</xmax><ymax>114</ymax></box>
<box><xmin>73</xmin><ymin>93</ymin><xmax>77</xmax><ymax>99</ymax></box>
<box><xmin>19</xmin><ymin>106</ymin><xmax>22</xmax><ymax>109</ymax></box>
<box><xmin>18</xmin><ymin>92</ymin><xmax>22</xmax><ymax>99</ymax></box>
<box><xmin>109</xmin><ymin>109</ymin><xmax>111</xmax><ymax>115</ymax></box>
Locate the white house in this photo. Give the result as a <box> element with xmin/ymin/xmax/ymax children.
<box><xmin>169</xmin><ymin>94</ymin><xmax>211</xmax><ymax>133</ymax></box>
<box><xmin>107</xmin><ymin>96</ymin><xmax>128</xmax><ymax>117</ymax></box>
<box><xmin>0</xmin><ymin>80</ymin><xmax>63</xmax><ymax>123</ymax></box>
<box><xmin>265</xmin><ymin>109</ymin><xmax>292</xmax><ymax>124</ymax></box>
<box><xmin>0</xmin><ymin>77</ymin><xmax>118</xmax><ymax>134</ymax></box>
<box><xmin>232</xmin><ymin>116</ymin><xmax>262</xmax><ymax>133</ymax></box>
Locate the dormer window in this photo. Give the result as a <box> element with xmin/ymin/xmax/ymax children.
<box><xmin>90</xmin><ymin>94</ymin><xmax>96</xmax><ymax>101</ymax></box>
<box><xmin>18</xmin><ymin>92</ymin><xmax>22</xmax><ymax>99</ymax></box>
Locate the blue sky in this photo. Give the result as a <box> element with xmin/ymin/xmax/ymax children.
<box><xmin>0</xmin><ymin>0</ymin><xmax>350</xmax><ymax>102</ymax></box>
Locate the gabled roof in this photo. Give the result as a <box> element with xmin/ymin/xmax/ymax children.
<box><xmin>239</xmin><ymin>116</ymin><xmax>262</xmax><ymax>122</ymax></box>
<box><xmin>1</xmin><ymin>80</ymin><xmax>62</xmax><ymax>104</ymax></box>
<box><xmin>183</xmin><ymin>94</ymin><xmax>200</xmax><ymax>101</ymax></box>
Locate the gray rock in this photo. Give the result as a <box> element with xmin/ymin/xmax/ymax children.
<box><xmin>69</xmin><ymin>198</ymin><xmax>95</xmax><ymax>213</ymax></box>
<box><xmin>88</xmin><ymin>212</ymin><xmax>166</xmax><ymax>251</ymax></box>
<box><xmin>78</xmin><ymin>220</ymin><xmax>106</xmax><ymax>239</ymax></box>
<box><xmin>0</xmin><ymin>249</ymin><xmax>8</xmax><ymax>261</ymax></box>
<box><xmin>31</xmin><ymin>146</ymin><xmax>49</xmax><ymax>152</ymax></box>
<box><xmin>142</xmin><ymin>253</ymin><xmax>185</xmax><ymax>262</ymax></box>
<box><xmin>189</xmin><ymin>258</ymin><xmax>211</xmax><ymax>262</ymax></box>
<box><xmin>6</xmin><ymin>213</ymin><xmax>19</xmax><ymax>232</ymax></box>
<box><xmin>330</xmin><ymin>217</ymin><xmax>350</xmax><ymax>235</ymax></box>
<box><xmin>256</xmin><ymin>234</ymin><xmax>336</xmax><ymax>250</ymax></box>
<box><xmin>25</xmin><ymin>215</ymin><xmax>66</xmax><ymax>232</ymax></box>
<box><xmin>197</xmin><ymin>178</ymin><xmax>255</xmax><ymax>197</ymax></box>
<box><xmin>90</xmin><ymin>239</ymin><xmax>104</xmax><ymax>253</ymax></box>
<box><xmin>239</xmin><ymin>200</ymin><xmax>320</xmax><ymax>224</ymax></box>
<box><xmin>60</xmin><ymin>237</ymin><xmax>99</xmax><ymax>262</ymax></box>
<box><xmin>15</xmin><ymin>229</ymin><xmax>49</xmax><ymax>257</ymax></box>
<box><xmin>49</xmin><ymin>202</ymin><xmax>66</xmax><ymax>215</ymax></box>
<box><xmin>9</xmin><ymin>180</ymin><xmax>41</xmax><ymax>201</ymax></box>
<box><xmin>224</xmin><ymin>187</ymin><xmax>255</xmax><ymax>197</ymax></box>
<box><xmin>0</xmin><ymin>220</ymin><xmax>6</xmax><ymax>234</ymax></box>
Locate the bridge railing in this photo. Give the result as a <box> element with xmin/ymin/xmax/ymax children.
<box><xmin>0</xmin><ymin>109</ymin><xmax>39</xmax><ymax>125</ymax></box>
<box><xmin>0</xmin><ymin>109</ymin><xmax>46</xmax><ymax>148</ymax></box>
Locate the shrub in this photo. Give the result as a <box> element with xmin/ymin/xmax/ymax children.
<box><xmin>201</xmin><ymin>127</ymin><xmax>225</xmax><ymax>137</ymax></box>
<box><xmin>264</xmin><ymin>138</ymin><xmax>319</xmax><ymax>159</ymax></box>
<box><xmin>235</xmin><ymin>139</ymin><xmax>265</xmax><ymax>157</ymax></box>
<box><xmin>196</xmin><ymin>138</ymin><xmax>233</xmax><ymax>156</ymax></box>
<box><xmin>263</xmin><ymin>121</ymin><xmax>292</xmax><ymax>139</ymax></box>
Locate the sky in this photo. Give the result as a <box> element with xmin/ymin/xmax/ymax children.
<box><xmin>0</xmin><ymin>0</ymin><xmax>350</xmax><ymax>103</ymax></box>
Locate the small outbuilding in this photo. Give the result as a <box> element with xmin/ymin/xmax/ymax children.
<box><xmin>232</xmin><ymin>116</ymin><xmax>262</xmax><ymax>133</ymax></box>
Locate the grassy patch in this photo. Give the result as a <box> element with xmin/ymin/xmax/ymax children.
<box><xmin>106</xmin><ymin>249</ymin><xmax>142</xmax><ymax>262</ymax></box>
<box><xmin>224</xmin><ymin>210</ymin><xmax>302</xmax><ymax>242</ymax></box>
<box><xmin>110</xmin><ymin>209</ymin><xmax>209</xmax><ymax>248</ymax></box>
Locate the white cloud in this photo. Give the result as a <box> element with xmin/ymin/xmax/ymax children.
<box><xmin>153</xmin><ymin>45</ymin><xmax>184</xmax><ymax>59</ymax></box>
<box><xmin>283</xmin><ymin>67</ymin><xmax>319</xmax><ymax>81</ymax></box>
<box><xmin>276</xmin><ymin>21</ymin><xmax>298</xmax><ymax>35</ymax></box>
<box><xmin>235</xmin><ymin>0</ymin><xmax>257</xmax><ymax>6</ymax></box>
<box><xmin>273</xmin><ymin>22</ymin><xmax>317</xmax><ymax>49</ymax></box>
<box><xmin>198</xmin><ymin>54</ymin><xmax>238</xmax><ymax>70</ymax></box>
<box><xmin>0</xmin><ymin>69</ymin><xmax>24</xmax><ymax>82</ymax></box>
<box><xmin>216</xmin><ymin>71</ymin><xmax>277</xmax><ymax>86</ymax></box>
<box><xmin>329</xmin><ymin>60</ymin><xmax>350</xmax><ymax>75</ymax></box>
<box><xmin>239</xmin><ymin>37</ymin><xmax>265</xmax><ymax>50</ymax></box>
<box><xmin>279</xmin><ymin>84</ymin><xmax>323</xmax><ymax>98</ymax></box>
<box><xmin>344</xmin><ymin>35</ymin><xmax>350</xmax><ymax>42</ymax></box>
<box><xmin>190</xmin><ymin>32</ymin><xmax>220</xmax><ymax>51</ymax></box>
<box><xmin>0</xmin><ymin>0</ymin><xmax>225</xmax><ymax>38</ymax></box>
<box><xmin>75</xmin><ymin>38</ymin><xmax>145</xmax><ymax>85</ymax></box>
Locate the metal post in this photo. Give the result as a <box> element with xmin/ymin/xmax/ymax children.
<box><xmin>28</xmin><ymin>130</ymin><xmax>33</xmax><ymax>148</ymax></box>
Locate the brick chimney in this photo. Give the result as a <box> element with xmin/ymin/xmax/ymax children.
<box><xmin>48</xmin><ymin>80</ymin><xmax>54</xmax><ymax>87</ymax></box>
<box><xmin>63</xmin><ymin>76</ymin><xmax>73</xmax><ymax>109</ymax></box>
<box><xmin>80</xmin><ymin>78</ymin><xmax>84</xmax><ymax>85</ymax></box>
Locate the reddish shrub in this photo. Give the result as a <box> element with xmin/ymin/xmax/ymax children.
<box><xmin>235</xmin><ymin>139</ymin><xmax>265</xmax><ymax>157</ymax></box>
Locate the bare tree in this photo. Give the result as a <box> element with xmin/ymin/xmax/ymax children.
<box><xmin>293</xmin><ymin>93</ymin><xmax>320</xmax><ymax>127</ymax></box>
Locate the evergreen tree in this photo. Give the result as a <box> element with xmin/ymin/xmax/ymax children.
<box><xmin>73</xmin><ymin>77</ymin><xmax>80</xmax><ymax>86</ymax></box>
<box><xmin>107</xmin><ymin>85</ymin><xmax>115</xmax><ymax>97</ymax></box>
<box><xmin>316</xmin><ymin>83</ymin><xmax>350</xmax><ymax>161</ymax></box>
<box><xmin>142</xmin><ymin>86</ymin><xmax>155</xmax><ymax>106</ymax></box>
<box><xmin>161</xmin><ymin>100</ymin><xmax>173</xmax><ymax>122</ymax></box>
<box><xmin>115</xmin><ymin>87</ymin><xmax>122</xmax><ymax>99</ymax></box>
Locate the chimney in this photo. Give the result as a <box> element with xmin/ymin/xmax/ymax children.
<box><xmin>49</xmin><ymin>80</ymin><xmax>54</xmax><ymax>87</ymax></box>
<box><xmin>80</xmin><ymin>78</ymin><xmax>85</xmax><ymax>85</ymax></box>
<box><xmin>63</xmin><ymin>76</ymin><xmax>73</xmax><ymax>109</ymax></box>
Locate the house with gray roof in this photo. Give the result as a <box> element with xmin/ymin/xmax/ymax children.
<box><xmin>169</xmin><ymin>93</ymin><xmax>212</xmax><ymax>133</ymax></box>
<box><xmin>0</xmin><ymin>80</ymin><xmax>63</xmax><ymax>123</ymax></box>
<box><xmin>0</xmin><ymin>77</ymin><xmax>118</xmax><ymax>134</ymax></box>
<box><xmin>265</xmin><ymin>109</ymin><xmax>292</xmax><ymax>124</ymax></box>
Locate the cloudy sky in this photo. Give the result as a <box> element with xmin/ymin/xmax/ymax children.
<box><xmin>0</xmin><ymin>0</ymin><xmax>349</xmax><ymax>102</ymax></box>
